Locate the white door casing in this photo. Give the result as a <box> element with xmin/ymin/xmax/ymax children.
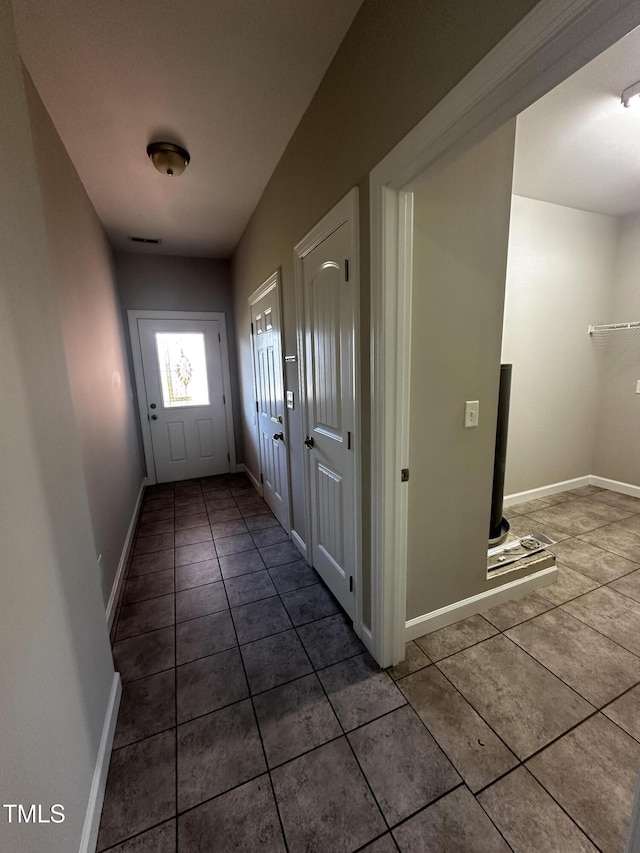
<box><xmin>128</xmin><ymin>310</ymin><xmax>237</xmax><ymax>484</ymax></box>
<box><xmin>295</xmin><ymin>188</ymin><xmax>361</xmax><ymax>627</ymax></box>
<box><xmin>368</xmin><ymin>0</ymin><xmax>640</xmax><ymax>667</ymax></box>
<box><xmin>249</xmin><ymin>272</ymin><xmax>291</xmax><ymax>530</ymax></box>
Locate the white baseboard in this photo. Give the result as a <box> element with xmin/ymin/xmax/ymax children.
<box><xmin>405</xmin><ymin>565</ymin><xmax>557</xmax><ymax>642</ymax></box>
<box><xmin>505</xmin><ymin>474</ymin><xmax>640</xmax><ymax>509</ymax></box>
<box><xmin>590</xmin><ymin>476</ymin><xmax>640</xmax><ymax>499</ymax></box>
<box><xmin>106</xmin><ymin>478</ymin><xmax>146</xmax><ymax>628</ymax></box>
<box><xmin>504</xmin><ymin>476</ymin><xmax>590</xmax><ymax>508</ymax></box>
<box><xmin>239</xmin><ymin>463</ymin><xmax>264</xmax><ymax>497</ymax></box>
<box><xmin>78</xmin><ymin>673</ymin><xmax>121</xmax><ymax>853</ymax></box>
<box><xmin>291</xmin><ymin>529</ymin><xmax>307</xmax><ymax>560</ymax></box>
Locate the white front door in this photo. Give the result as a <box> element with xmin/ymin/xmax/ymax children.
<box><xmin>299</xmin><ymin>196</ymin><xmax>358</xmax><ymax>620</ymax></box>
<box><xmin>137</xmin><ymin>317</ymin><xmax>230</xmax><ymax>482</ymax></box>
<box><xmin>250</xmin><ymin>275</ymin><xmax>290</xmax><ymax>529</ymax></box>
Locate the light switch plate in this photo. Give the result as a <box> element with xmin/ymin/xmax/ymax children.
<box><xmin>464</xmin><ymin>400</ymin><xmax>479</xmax><ymax>428</ymax></box>
<box><xmin>286</xmin><ymin>390</ymin><xmax>294</xmax><ymax>409</ymax></box>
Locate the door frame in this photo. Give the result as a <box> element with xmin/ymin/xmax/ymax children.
<box><xmin>248</xmin><ymin>270</ymin><xmax>292</xmax><ymax>531</ymax></box>
<box><xmin>369</xmin><ymin>0</ymin><xmax>640</xmax><ymax>667</ymax></box>
<box><xmin>128</xmin><ymin>309</ymin><xmax>237</xmax><ymax>485</ymax></box>
<box><xmin>293</xmin><ymin>188</ymin><xmax>363</xmax><ymax>638</ymax></box>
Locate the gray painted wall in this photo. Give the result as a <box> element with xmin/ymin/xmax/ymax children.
<box><xmin>115</xmin><ymin>251</ymin><xmax>243</xmax><ymax>464</ymax></box>
<box><xmin>25</xmin><ymin>75</ymin><xmax>145</xmax><ymax>606</ymax></box>
<box><xmin>502</xmin><ymin>196</ymin><xmax>617</xmax><ymax>495</ymax></box>
<box><xmin>593</xmin><ymin>212</ymin><xmax>640</xmax><ymax>486</ymax></box>
<box><xmin>0</xmin><ymin>2</ymin><xmax>115</xmax><ymax>849</ymax></box>
<box><xmin>232</xmin><ymin>0</ymin><xmax>540</xmax><ymax>625</ymax></box>
<box><xmin>407</xmin><ymin>121</ymin><xmax>517</xmax><ymax>620</ymax></box>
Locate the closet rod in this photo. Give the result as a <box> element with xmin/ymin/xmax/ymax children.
<box><xmin>588</xmin><ymin>321</ymin><xmax>640</xmax><ymax>335</ymax></box>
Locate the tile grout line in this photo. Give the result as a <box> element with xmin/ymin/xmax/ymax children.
<box><xmin>286</xmin><ymin>617</ymin><xmax>394</xmax><ymax>841</ymax></box>
<box><xmin>215</xmin><ymin>509</ymin><xmax>292</xmax><ymax>853</ymax></box>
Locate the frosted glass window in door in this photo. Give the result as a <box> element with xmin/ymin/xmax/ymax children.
<box><xmin>155</xmin><ymin>332</ymin><xmax>210</xmax><ymax>407</ymax></box>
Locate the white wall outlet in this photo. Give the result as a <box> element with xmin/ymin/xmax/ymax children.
<box><xmin>636</xmin><ymin>380</ymin><xmax>640</xmax><ymax>395</ymax></box>
<box><xmin>464</xmin><ymin>400</ymin><xmax>479</xmax><ymax>428</ymax></box>
<box><xmin>286</xmin><ymin>390</ymin><xmax>294</xmax><ymax>409</ymax></box>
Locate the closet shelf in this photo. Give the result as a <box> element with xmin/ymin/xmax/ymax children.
<box><xmin>588</xmin><ymin>321</ymin><xmax>640</xmax><ymax>336</ymax></box>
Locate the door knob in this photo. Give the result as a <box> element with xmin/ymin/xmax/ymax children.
<box><xmin>151</xmin><ymin>415</ymin><xmax>158</xmax><ymax>420</ymax></box>
<box><xmin>273</xmin><ymin>432</ymin><xmax>284</xmax><ymax>441</ymax></box>
<box><xmin>304</xmin><ymin>435</ymin><xmax>314</xmax><ymax>449</ymax></box>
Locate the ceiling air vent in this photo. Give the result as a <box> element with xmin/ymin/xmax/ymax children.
<box><xmin>129</xmin><ymin>236</ymin><xmax>161</xmax><ymax>244</ymax></box>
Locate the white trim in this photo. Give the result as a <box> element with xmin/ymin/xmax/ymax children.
<box><xmin>127</xmin><ymin>310</ymin><xmax>237</xmax><ymax>484</ymax></box>
<box><xmin>78</xmin><ymin>673</ymin><xmax>121</xmax><ymax>853</ymax></box>
<box><xmin>359</xmin><ymin>624</ymin><xmax>375</xmax><ymax>657</ymax></box>
<box><xmin>106</xmin><ymin>478</ymin><xmax>146</xmax><ymax>628</ymax></box>
<box><xmin>590</xmin><ymin>476</ymin><xmax>640</xmax><ymax>499</ymax></box>
<box><xmin>503</xmin><ymin>474</ymin><xmax>640</xmax><ymax>507</ymax></box>
<box><xmin>294</xmin><ymin>188</ymin><xmax>363</xmax><ymax>637</ymax></box>
<box><xmin>369</xmin><ymin>0</ymin><xmax>640</xmax><ymax>668</ymax></box>
<box><xmin>504</xmin><ymin>476</ymin><xmax>590</xmax><ymax>508</ymax></box>
<box><xmin>290</xmin><ymin>528</ymin><xmax>308</xmax><ymax>560</ymax></box>
<box><xmin>248</xmin><ymin>270</ymin><xmax>292</xmax><ymax>531</ymax></box>
<box><xmin>405</xmin><ymin>565</ymin><xmax>557</xmax><ymax>642</ymax></box>
<box><xmin>241</xmin><ymin>463</ymin><xmax>264</xmax><ymax>497</ymax></box>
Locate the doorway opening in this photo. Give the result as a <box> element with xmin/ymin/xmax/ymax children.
<box><xmin>369</xmin><ymin>0</ymin><xmax>640</xmax><ymax>668</ymax></box>
<box><xmin>501</xmin><ymin>25</ymin><xmax>640</xmax><ymax>519</ymax></box>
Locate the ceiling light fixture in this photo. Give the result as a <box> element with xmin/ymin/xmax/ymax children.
<box><xmin>146</xmin><ymin>142</ymin><xmax>190</xmax><ymax>176</ymax></box>
<box><xmin>621</xmin><ymin>80</ymin><xmax>640</xmax><ymax>109</ymax></box>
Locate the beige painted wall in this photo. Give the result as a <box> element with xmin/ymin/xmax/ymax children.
<box><xmin>115</xmin><ymin>251</ymin><xmax>243</xmax><ymax>463</ymax></box>
<box><xmin>593</xmin><ymin>212</ymin><xmax>640</xmax><ymax>485</ymax></box>
<box><xmin>502</xmin><ymin>196</ymin><xmax>617</xmax><ymax>494</ymax></box>
<box><xmin>0</xmin><ymin>1</ymin><xmax>115</xmax><ymax>849</ymax></box>
<box><xmin>24</xmin><ymin>76</ymin><xmax>145</xmax><ymax>606</ymax></box>
<box><xmin>407</xmin><ymin>121</ymin><xmax>516</xmax><ymax>620</ymax></box>
<box><xmin>232</xmin><ymin>0</ymin><xmax>539</xmax><ymax>623</ymax></box>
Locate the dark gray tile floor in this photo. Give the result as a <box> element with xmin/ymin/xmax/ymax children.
<box><xmin>99</xmin><ymin>479</ymin><xmax>640</xmax><ymax>851</ymax></box>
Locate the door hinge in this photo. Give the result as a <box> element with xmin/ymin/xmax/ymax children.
<box><xmin>256</xmin><ymin>400</ymin><xmax>259</xmax><ymax>412</ymax></box>
<box><xmin>227</xmin><ymin>452</ymin><xmax>231</xmax><ymax>462</ymax></box>
<box><xmin>260</xmin><ymin>472</ymin><xmax>264</xmax><ymax>484</ymax></box>
<box><xmin>349</xmin><ymin>575</ymin><xmax>354</xmax><ymax>593</ymax></box>
<box><xmin>251</xmin><ymin>322</ymin><xmax>254</xmax><ymax>335</ymax></box>
<box><xmin>223</xmin><ymin>394</ymin><xmax>226</xmax><ymax>405</ymax></box>
<box><xmin>218</xmin><ymin>333</ymin><xmax>221</xmax><ymax>343</ymax></box>
<box><xmin>401</xmin><ymin>468</ymin><xmax>410</xmax><ymax>482</ymax></box>
<box><xmin>347</xmin><ymin>431</ymin><xmax>352</xmax><ymax>450</ymax></box>
<box><xmin>345</xmin><ymin>258</ymin><xmax>350</xmax><ymax>282</ymax></box>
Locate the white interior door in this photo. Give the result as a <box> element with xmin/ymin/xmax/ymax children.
<box><xmin>137</xmin><ymin>317</ymin><xmax>230</xmax><ymax>482</ymax></box>
<box><xmin>301</xmin><ymin>213</ymin><xmax>357</xmax><ymax>620</ymax></box>
<box><xmin>251</xmin><ymin>276</ymin><xmax>290</xmax><ymax>529</ymax></box>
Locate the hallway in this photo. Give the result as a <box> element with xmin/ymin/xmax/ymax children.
<box><xmin>99</xmin><ymin>479</ymin><xmax>640</xmax><ymax>851</ymax></box>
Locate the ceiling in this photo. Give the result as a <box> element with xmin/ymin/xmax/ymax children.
<box><xmin>12</xmin><ymin>0</ymin><xmax>363</xmax><ymax>257</ymax></box>
<box><xmin>514</xmin><ymin>24</ymin><xmax>640</xmax><ymax>217</ymax></box>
